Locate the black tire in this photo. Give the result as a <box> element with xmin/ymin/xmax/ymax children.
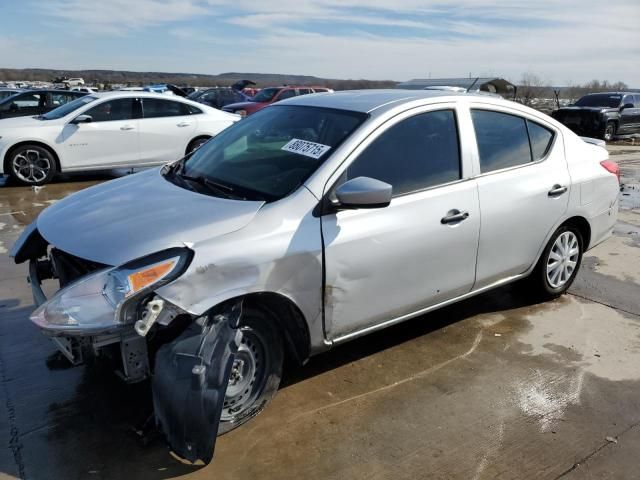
<box><xmin>603</xmin><ymin>121</ymin><xmax>616</xmax><ymax>142</ymax></box>
<box><xmin>530</xmin><ymin>225</ymin><xmax>584</xmax><ymax>300</ymax></box>
<box><xmin>186</xmin><ymin>137</ymin><xmax>211</xmax><ymax>155</ymax></box>
<box><xmin>7</xmin><ymin>144</ymin><xmax>57</xmax><ymax>186</ymax></box>
<box><xmin>217</xmin><ymin>306</ymin><xmax>283</xmax><ymax>435</ymax></box>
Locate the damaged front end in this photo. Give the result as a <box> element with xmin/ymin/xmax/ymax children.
<box><xmin>13</xmin><ymin>223</ymin><xmax>192</xmax><ymax>381</ymax></box>
<box><xmin>12</xmin><ymin>223</ymin><xmax>243</xmax><ymax>464</ymax></box>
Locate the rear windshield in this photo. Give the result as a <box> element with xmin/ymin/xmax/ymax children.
<box><xmin>575</xmin><ymin>94</ymin><xmax>622</xmax><ymax>108</ymax></box>
<box><xmin>176</xmin><ymin>105</ymin><xmax>367</xmax><ymax>201</ymax></box>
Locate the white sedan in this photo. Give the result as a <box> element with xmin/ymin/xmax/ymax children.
<box><xmin>0</xmin><ymin>91</ymin><xmax>240</xmax><ymax>185</ymax></box>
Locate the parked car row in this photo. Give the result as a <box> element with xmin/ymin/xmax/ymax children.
<box><xmin>222</xmin><ymin>85</ymin><xmax>333</xmax><ymax>116</ymax></box>
<box><xmin>11</xmin><ymin>90</ymin><xmax>620</xmax><ymax>465</ymax></box>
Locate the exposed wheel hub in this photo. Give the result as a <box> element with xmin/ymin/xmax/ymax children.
<box><xmin>221</xmin><ymin>331</ymin><xmax>265</xmax><ymax>420</ymax></box>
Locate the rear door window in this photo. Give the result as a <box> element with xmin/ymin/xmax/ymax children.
<box><xmin>472</xmin><ymin>110</ymin><xmax>532</xmax><ymax>173</ymax></box>
<box><xmin>10</xmin><ymin>92</ymin><xmax>42</xmax><ymax>109</ymax></box>
<box><xmin>347</xmin><ymin>109</ymin><xmax>461</xmax><ymax>196</ymax></box>
<box><xmin>142</xmin><ymin>98</ymin><xmax>191</xmax><ymax>118</ymax></box>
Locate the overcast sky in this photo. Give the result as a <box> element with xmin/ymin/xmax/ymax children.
<box><xmin>2</xmin><ymin>0</ymin><xmax>639</xmax><ymax>86</ymax></box>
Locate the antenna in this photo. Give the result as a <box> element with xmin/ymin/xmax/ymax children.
<box><xmin>466</xmin><ymin>77</ymin><xmax>480</xmax><ymax>92</ymax></box>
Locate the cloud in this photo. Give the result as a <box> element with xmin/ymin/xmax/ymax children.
<box><xmin>41</xmin><ymin>0</ymin><xmax>211</xmax><ymax>34</ymax></box>
<box><xmin>13</xmin><ymin>0</ymin><xmax>640</xmax><ymax>85</ymax></box>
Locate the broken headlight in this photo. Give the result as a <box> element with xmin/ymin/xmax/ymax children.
<box><xmin>30</xmin><ymin>248</ymin><xmax>193</xmax><ymax>334</ymax></box>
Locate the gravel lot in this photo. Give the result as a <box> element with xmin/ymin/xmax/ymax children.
<box><xmin>1</xmin><ymin>143</ymin><xmax>639</xmax><ymax>480</ymax></box>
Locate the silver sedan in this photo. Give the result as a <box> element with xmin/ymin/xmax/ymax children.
<box><xmin>12</xmin><ymin>90</ymin><xmax>620</xmax><ymax>464</ymax></box>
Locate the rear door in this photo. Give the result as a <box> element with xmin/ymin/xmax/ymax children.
<box><xmin>59</xmin><ymin>97</ymin><xmax>140</xmax><ymax>169</ymax></box>
<box><xmin>469</xmin><ymin>105</ymin><xmax>570</xmax><ymax>288</ymax></box>
<box><xmin>321</xmin><ymin>105</ymin><xmax>480</xmax><ymax>338</ymax></box>
<box><xmin>138</xmin><ymin>98</ymin><xmax>197</xmax><ymax>164</ymax></box>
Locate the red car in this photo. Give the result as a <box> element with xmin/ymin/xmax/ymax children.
<box><xmin>222</xmin><ymin>85</ymin><xmax>332</xmax><ymax>117</ymax></box>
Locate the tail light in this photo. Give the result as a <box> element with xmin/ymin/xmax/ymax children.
<box><xmin>600</xmin><ymin>160</ymin><xmax>620</xmax><ymax>183</ymax></box>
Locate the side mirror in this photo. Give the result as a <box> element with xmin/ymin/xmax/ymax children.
<box><xmin>621</xmin><ymin>103</ymin><xmax>634</xmax><ymax>110</ymax></box>
<box><xmin>9</xmin><ymin>103</ymin><xmax>18</xmax><ymax>111</ymax></box>
<box><xmin>71</xmin><ymin>114</ymin><xmax>93</xmax><ymax>124</ymax></box>
<box><xmin>334</xmin><ymin>177</ymin><xmax>392</xmax><ymax>210</ymax></box>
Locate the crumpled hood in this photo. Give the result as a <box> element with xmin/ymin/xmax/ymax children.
<box><xmin>37</xmin><ymin>168</ymin><xmax>264</xmax><ymax>265</ymax></box>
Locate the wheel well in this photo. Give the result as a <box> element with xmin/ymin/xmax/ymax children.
<box><xmin>4</xmin><ymin>141</ymin><xmax>61</xmax><ymax>173</ymax></box>
<box><xmin>561</xmin><ymin>216</ymin><xmax>591</xmax><ymax>249</ymax></box>
<box><xmin>185</xmin><ymin>135</ymin><xmax>211</xmax><ymax>156</ymax></box>
<box><xmin>240</xmin><ymin>293</ymin><xmax>311</xmax><ymax>365</ymax></box>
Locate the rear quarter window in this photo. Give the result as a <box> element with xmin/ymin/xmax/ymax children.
<box><xmin>527</xmin><ymin>120</ymin><xmax>554</xmax><ymax>160</ymax></box>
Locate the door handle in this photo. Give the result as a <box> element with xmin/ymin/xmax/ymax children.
<box><xmin>548</xmin><ymin>184</ymin><xmax>568</xmax><ymax>197</ymax></box>
<box><xmin>441</xmin><ymin>210</ymin><xmax>469</xmax><ymax>224</ymax></box>
<box><xmin>177</xmin><ymin>122</ymin><xmax>191</xmax><ymax>127</ymax></box>
<box><xmin>120</xmin><ymin>125</ymin><xmax>135</xmax><ymax>131</ymax></box>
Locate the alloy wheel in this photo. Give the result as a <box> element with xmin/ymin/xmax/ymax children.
<box><xmin>12</xmin><ymin>149</ymin><xmax>51</xmax><ymax>184</ymax></box>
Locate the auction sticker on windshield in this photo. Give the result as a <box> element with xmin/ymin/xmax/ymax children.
<box><xmin>281</xmin><ymin>138</ymin><xmax>331</xmax><ymax>159</ymax></box>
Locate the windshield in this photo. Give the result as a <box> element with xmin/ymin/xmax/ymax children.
<box><xmin>172</xmin><ymin>105</ymin><xmax>367</xmax><ymax>201</ymax></box>
<box><xmin>252</xmin><ymin>88</ymin><xmax>280</xmax><ymax>103</ymax></box>
<box><xmin>41</xmin><ymin>95</ymin><xmax>98</xmax><ymax>120</ymax></box>
<box><xmin>575</xmin><ymin>94</ymin><xmax>622</xmax><ymax>108</ymax></box>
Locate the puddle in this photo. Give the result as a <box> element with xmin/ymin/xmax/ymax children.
<box><xmin>620</xmin><ymin>183</ymin><xmax>640</xmax><ymax>210</ymax></box>
<box><xmin>519</xmin><ymin>296</ymin><xmax>640</xmax><ymax>382</ymax></box>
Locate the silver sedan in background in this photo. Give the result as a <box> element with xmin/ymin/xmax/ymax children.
<box><xmin>12</xmin><ymin>90</ymin><xmax>620</xmax><ymax>464</ymax></box>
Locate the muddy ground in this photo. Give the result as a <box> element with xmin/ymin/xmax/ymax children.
<box><xmin>1</xmin><ymin>143</ymin><xmax>639</xmax><ymax>480</ymax></box>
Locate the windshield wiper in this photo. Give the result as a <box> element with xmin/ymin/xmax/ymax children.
<box><xmin>179</xmin><ymin>174</ymin><xmax>244</xmax><ymax>199</ymax></box>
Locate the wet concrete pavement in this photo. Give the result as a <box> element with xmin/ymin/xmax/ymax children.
<box><xmin>1</xmin><ymin>147</ymin><xmax>640</xmax><ymax>480</ymax></box>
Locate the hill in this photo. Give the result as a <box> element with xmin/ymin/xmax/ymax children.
<box><xmin>0</xmin><ymin>68</ymin><xmax>397</xmax><ymax>89</ymax></box>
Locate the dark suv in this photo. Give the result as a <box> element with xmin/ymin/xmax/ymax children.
<box><xmin>0</xmin><ymin>90</ymin><xmax>87</xmax><ymax>119</ymax></box>
<box><xmin>551</xmin><ymin>92</ymin><xmax>640</xmax><ymax>141</ymax></box>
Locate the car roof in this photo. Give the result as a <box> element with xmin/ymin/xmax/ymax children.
<box><xmin>583</xmin><ymin>92</ymin><xmax>638</xmax><ymax>95</ymax></box>
<box><xmin>279</xmin><ymin>89</ymin><xmax>493</xmax><ymax>115</ymax></box>
<box><xmin>89</xmin><ymin>91</ymin><xmax>198</xmax><ymax>100</ymax></box>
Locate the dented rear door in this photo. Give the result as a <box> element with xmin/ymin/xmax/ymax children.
<box><xmin>152</xmin><ymin>302</ymin><xmax>241</xmax><ymax>464</ymax></box>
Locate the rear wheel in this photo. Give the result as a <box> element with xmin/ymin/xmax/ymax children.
<box><xmin>530</xmin><ymin>225</ymin><xmax>583</xmax><ymax>299</ymax></box>
<box><xmin>8</xmin><ymin>144</ymin><xmax>57</xmax><ymax>186</ymax></box>
<box><xmin>603</xmin><ymin>121</ymin><xmax>616</xmax><ymax>142</ymax></box>
<box><xmin>186</xmin><ymin>137</ymin><xmax>211</xmax><ymax>155</ymax></box>
<box><xmin>217</xmin><ymin>306</ymin><xmax>283</xmax><ymax>435</ymax></box>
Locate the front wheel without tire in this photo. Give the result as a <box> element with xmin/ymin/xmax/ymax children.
<box><xmin>530</xmin><ymin>225</ymin><xmax>583</xmax><ymax>299</ymax></box>
<box><xmin>217</xmin><ymin>306</ymin><xmax>283</xmax><ymax>435</ymax></box>
<box><xmin>8</xmin><ymin>145</ymin><xmax>57</xmax><ymax>186</ymax></box>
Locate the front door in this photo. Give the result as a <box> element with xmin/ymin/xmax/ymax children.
<box><xmin>321</xmin><ymin>107</ymin><xmax>480</xmax><ymax>339</ymax></box>
<box><xmin>469</xmin><ymin>106</ymin><xmax>571</xmax><ymax>288</ymax></box>
<box><xmin>59</xmin><ymin>97</ymin><xmax>140</xmax><ymax>169</ymax></box>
